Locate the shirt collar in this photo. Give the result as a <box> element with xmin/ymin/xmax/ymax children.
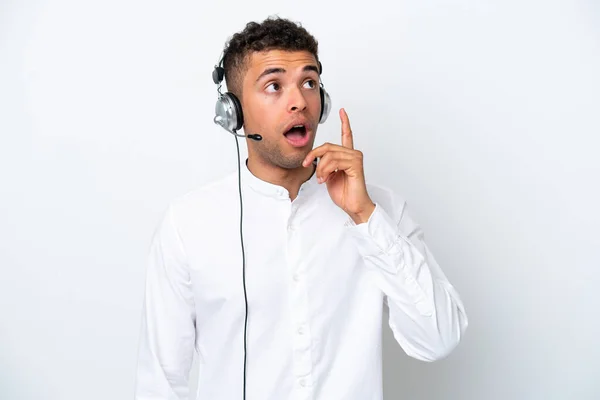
<box><xmin>242</xmin><ymin>158</ymin><xmax>319</xmax><ymax>199</ymax></box>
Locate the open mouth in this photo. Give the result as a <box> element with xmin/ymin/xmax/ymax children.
<box><xmin>284</xmin><ymin>124</ymin><xmax>310</xmax><ymax>147</ymax></box>
<box><xmin>284</xmin><ymin>124</ymin><xmax>307</xmax><ymax>138</ymax></box>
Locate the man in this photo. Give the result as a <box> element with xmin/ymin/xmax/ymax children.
<box><xmin>135</xmin><ymin>16</ymin><xmax>468</xmax><ymax>400</ymax></box>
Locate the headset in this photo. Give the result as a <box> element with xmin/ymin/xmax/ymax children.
<box><xmin>212</xmin><ymin>52</ymin><xmax>331</xmax><ymax>399</ymax></box>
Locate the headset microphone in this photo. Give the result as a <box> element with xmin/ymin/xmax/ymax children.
<box><xmin>214</xmin><ymin>114</ymin><xmax>262</xmax><ymax>141</ymax></box>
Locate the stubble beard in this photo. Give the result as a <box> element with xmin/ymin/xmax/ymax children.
<box><xmin>255</xmin><ymin>136</ymin><xmax>314</xmax><ymax>170</ymax></box>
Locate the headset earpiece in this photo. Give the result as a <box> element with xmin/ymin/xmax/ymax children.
<box><xmin>319</xmin><ymin>86</ymin><xmax>331</xmax><ymax>124</ymax></box>
<box><xmin>228</xmin><ymin>92</ymin><xmax>244</xmax><ymax>130</ymax></box>
<box><xmin>213</xmin><ymin>59</ymin><xmax>244</xmax><ymax>132</ymax></box>
<box><xmin>316</xmin><ymin>59</ymin><xmax>331</xmax><ymax>124</ymax></box>
<box><xmin>215</xmin><ymin>92</ymin><xmax>244</xmax><ymax>132</ymax></box>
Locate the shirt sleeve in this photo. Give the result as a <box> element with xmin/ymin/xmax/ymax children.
<box><xmin>135</xmin><ymin>205</ymin><xmax>196</xmax><ymax>399</ymax></box>
<box><xmin>346</xmin><ymin>188</ymin><xmax>468</xmax><ymax>362</ymax></box>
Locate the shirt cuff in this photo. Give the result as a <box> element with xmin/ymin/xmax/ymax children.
<box><xmin>345</xmin><ymin>203</ymin><xmax>405</xmax><ymax>274</ymax></box>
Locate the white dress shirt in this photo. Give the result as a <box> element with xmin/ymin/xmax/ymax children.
<box><xmin>135</xmin><ymin>159</ymin><xmax>468</xmax><ymax>400</ymax></box>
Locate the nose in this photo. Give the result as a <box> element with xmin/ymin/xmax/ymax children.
<box><xmin>287</xmin><ymin>86</ymin><xmax>307</xmax><ymax>113</ymax></box>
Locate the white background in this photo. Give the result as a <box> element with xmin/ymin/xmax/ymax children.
<box><xmin>1</xmin><ymin>0</ymin><xmax>599</xmax><ymax>399</ymax></box>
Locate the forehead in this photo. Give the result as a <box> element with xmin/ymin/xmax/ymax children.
<box><xmin>246</xmin><ymin>49</ymin><xmax>318</xmax><ymax>76</ymax></box>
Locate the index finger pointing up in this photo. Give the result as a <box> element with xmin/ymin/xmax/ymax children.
<box><xmin>340</xmin><ymin>108</ymin><xmax>354</xmax><ymax>149</ymax></box>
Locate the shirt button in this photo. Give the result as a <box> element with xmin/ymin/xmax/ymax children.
<box><xmin>299</xmin><ymin>379</ymin><xmax>306</xmax><ymax>387</ymax></box>
<box><xmin>297</xmin><ymin>326</ymin><xmax>305</xmax><ymax>335</ymax></box>
<box><xmin>293</xmin><ymin>273</ymin><xmax>300</xmax><ymax>282</ymax></box>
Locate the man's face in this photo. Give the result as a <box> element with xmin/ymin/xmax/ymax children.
<box><xmin>240</xmin><ymin>49</ymin><xmax>322</xmax><ymax>170</ymax></box>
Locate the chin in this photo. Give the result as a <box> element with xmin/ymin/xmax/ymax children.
<box><xmin>277</xmin><ymin>156</ymin><xmax>307</xmax><ymax>170</ymax></box>
<box><xmin>254</xmin><ymin>131</ymin><xmax>316</xmax><ymax>169</ymax></box>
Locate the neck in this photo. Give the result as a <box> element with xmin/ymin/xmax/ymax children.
<box><xmin>246</xmin><ymin>156</ymin><xmax>315</xmax><ymax>201</ymax></box>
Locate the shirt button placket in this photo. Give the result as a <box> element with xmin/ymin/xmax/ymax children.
<box><xmin>287</xmin><ymin>202</ymin><xmax>314</xmax><ymax>399</ymax></box>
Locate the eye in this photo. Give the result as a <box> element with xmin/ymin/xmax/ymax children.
<box><xmin>303</xmin><ymin>79</ymin><xmax>317</xmax><ymax>89</ymax></box>
<box><xmin>265</xmin><ymin>82</ymin><xmax>280</xmax><ymax>93</ymax></box>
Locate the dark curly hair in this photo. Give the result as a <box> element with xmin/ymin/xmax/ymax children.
<box><xmin>221</xmin><ymin>16</ymin><xmax>319</xmax><ymax>96</ymax></box>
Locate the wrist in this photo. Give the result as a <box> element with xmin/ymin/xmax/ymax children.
<box><xmin>349</xmin><ymin>201</ymin><xmax>376</xmax><ymax>224</ymax></box>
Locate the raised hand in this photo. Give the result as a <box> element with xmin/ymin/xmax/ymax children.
<box><xmin>303</xmin><ymin>108</ymin><xmax>375</xmax><ymax>224</ymax></box>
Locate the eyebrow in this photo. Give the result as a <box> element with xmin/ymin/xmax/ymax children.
<box><xmin>255</xmin><ymin>64</ymin><xmax>319</xmax><ymax>82</ymax></box>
